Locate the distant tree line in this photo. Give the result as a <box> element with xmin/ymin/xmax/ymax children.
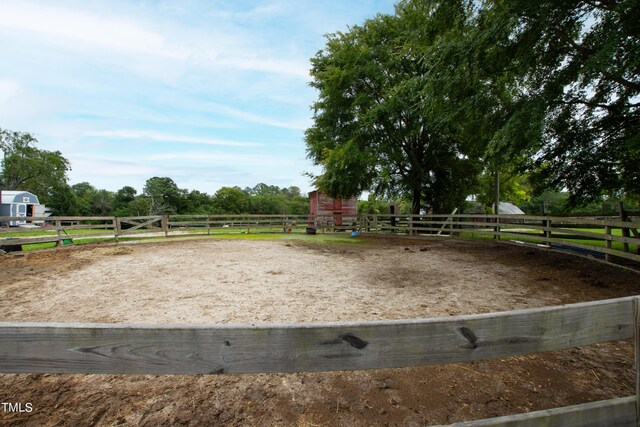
<box><xmin>62</xmin><ymin>179</ymin><xmax>309</xmax><ymax>217</ymax></box>
<box><xmin>2</xmin><ymin>125</ymin><xmax>637</xmax><ymax>218</ymax></box>
<box><xmin>1</xmin><ymin>128</ymin><xmax>308</xmax><ymax>216</ymax></box>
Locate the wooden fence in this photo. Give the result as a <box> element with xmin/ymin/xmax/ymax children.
<box><xmin>1</xmin><ymin>296</ymin><xmax>639</xmax><ymax>426</ymax></box>
<box><xmin>362</xmin><ymin>213</ymin><xmax>640</xmax><ymax>267</ymax></box>
<box><xmin>0</xmin><ymin>214</ymin><xmax>357</xmax><ymax>247</ymax></box>
<box><xmin>1</xmin><ymin>213</ymin><xmax>638</xmax><ymax>269</ymax></box>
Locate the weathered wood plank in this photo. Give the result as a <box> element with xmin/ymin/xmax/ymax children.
<box><xmin>0</xmin><ymin>216</ymin><xmax>52</xmax><ymax>222</ymax></box>
<box><xmin>0</xmin><ymin>297</ymin><xmax>633</xmax><ymax>375</ymax></box>
<box><xmin>550</xmin><ymin>227</ymin><xmax>640</xmax><ymax>246</ymax></box>
<box><xmin>404</xmin><ymin>214</ymin><xmax>640</xmax><ymax>229</ymax></box>
<box><xmin>117</xmin><ymin>216</ymin><xmax>163</xmax><ymax>222</ymax></box>
<box><xmin>436</xmin><ymin>396</ymin><xmax>635</xmax><ymax>427</ymax></box>
<box><xmin>0</xmin><ymin>235</ymin><xmax>61</xmax><ymax>246</ymax></box>
<box><xmin>118</xmin><ymin>217</ymin><xmax>162</xmax><ymax>235</ymax></box>
<box><xmin>47</xmin><ymin>216</ymin><xmax>114</xmax><ymax>221</ymax></box>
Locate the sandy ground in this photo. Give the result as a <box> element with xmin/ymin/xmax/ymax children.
<box><xmin>1</xmin><ymin>235</ymin><xmax>640</xmax><ymax>426</ymax></box>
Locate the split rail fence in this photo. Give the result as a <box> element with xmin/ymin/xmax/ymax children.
<box><xmin>1</xmin><ymin>297</ymin><xmax>640</xmax><ymax>426</ymax></box>
<box><xmin>362</xmin><ymin>213</ymin><xmax>640</xmax><ymax>267</ymax></box>
<box><xmin>1</xmin><ymin>213</ymin><xmax>638</xmax><ymax>269</ymax></box>
<box><xmin>1</xmin><ymin>214</ymin><xmax>640</xmax><ymax>424</ymax></box>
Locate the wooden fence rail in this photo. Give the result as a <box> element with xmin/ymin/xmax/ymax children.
<box><xmin>364</xmin><ymin>213</ymin><xmax>640</xmax><ymax>267</ymax></box>
<box><xmin>0</xmin><ymin>296</ymin><xmax>639</xmax><ymax>426</ymax></box>
<box><xmin>1</xmin><ymin>213</ymin><xmax>638</xmax><ymax>269</ymax></box>
<box><xmin>0</xmin><ymin>297</ymin><xmax>633</xmax><ymax>375</ymax></box>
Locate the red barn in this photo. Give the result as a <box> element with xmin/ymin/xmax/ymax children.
<box><xmin>308</xmin><ymin>190</ymin><xmax>357</xmax><ymax>226</ymax></box>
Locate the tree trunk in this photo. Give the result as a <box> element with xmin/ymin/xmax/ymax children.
<box><xmin>411</xmin><ymin>187</ymin><xmax>421</xmax><ymax>215</ymax></box>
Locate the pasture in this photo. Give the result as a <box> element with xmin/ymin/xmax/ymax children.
<box><xmin>1</xmin><ymin>235</ymin><xmax>640</xmax><ymax>425</ymax></box>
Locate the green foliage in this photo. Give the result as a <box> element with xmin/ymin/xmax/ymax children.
<box><xmin>244</xmin><ymin>183</ymin><xmax>309</xmax><ymax>215</ymax></box>
<box><xmin>113</xmin><ymin>186</ymin><xmax>137</xmax><ymax>216</ymax></box>
<box><xmin>521</xmin><ymin>191</ymin><xmax>640</xmax><ymax>216</ymax></box>
<box><xmin>45</xmin><ymin>184</ymin><xmax>77</xmax><ymax>216</ymax></box>
<box><xmin>306</xmin><ymin>1</ymin><xmax>494</xmax><ymax>214</ymax></box>
<box><xmin>213</xmin><ymin>187</ymin><xmax>249</xmax><ymax>214</ymax></box>
<box><xmin>476</xmin><ymin>170</ymin><xmax>532</xmax><ymax>209</ymax></box>
<box><xmin>357</xmin><ymin>195</ymin><xmax>390</xmax><ymax>215</ymax></box>
<box><xmin>485</xmin><ymin>0</ymin><xmax>640</xmax><ymax>205</ymax></box>
<box><xmin>143</xmin><ymin>177</ymin><xmax>187</xmax><ymax>214</ymax></box>
<box><xmin>307</xmin><ymin>0</ymin><xmax>639</xmax><ymax>211</ymax></box>
<box><xmin>0</xmin><ymin>128</ymin><xmax>71</xmax><ymax>205</ymax></box>
<box><xmin>71</xmin><ymin>182</ymin><xmax>114</xmax><ymax>216</ymax></box>
<box><xmin>184</xmin><ymin>189</ymin><xmax>214</xmax><ymax>214</ymax></box>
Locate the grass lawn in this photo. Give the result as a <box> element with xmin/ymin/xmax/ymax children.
<box><xmin>9</xmin><ymin>231</ymin><xmax>365</xmax><ymax>252</ymax></box>
<box><xmin>3</xmin><ymin>222</ymin><xmax>635</xmax><ymax>254</ymax></box>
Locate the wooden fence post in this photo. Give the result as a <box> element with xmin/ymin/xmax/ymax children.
<box><xmin>634</xmin><ymin>297</ymin><xmax>640</xmax><ymax>426</ymax></box>
<box><xmin>544</xmin><ymin>218</ymin><xmax>552</xmax><ymax>246</ymax></box>
<box><xmin>55</xmin><ymin>219</ymin><xmax>62</xmax><ymax>247</ymax></box>
<box><xmin>162</xmin><ymin>215</ymin><xmax>169</xmax><ymax>237</ymax></box>
<box><xmin>621</xmin><ymin>202</ymin><xmax>631</xmax><ymax>253</ymax></box>
<box><xmin>207</xmin><ymin>215</ymin><xmax>211</xmax><ymax>235</ymax></box>
<box><xmin>606</xmin><ymin>226</ymin><xmax>612</xmax><ymax>263</ymax></box>
<box><xmin>113</xmin><ymin>217</ymin><xmax>119</xmax><ymax>243</ymax></box>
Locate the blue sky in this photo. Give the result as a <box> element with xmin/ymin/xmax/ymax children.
<box><xmin>0</xmin><ymin>0</ymin><xmax>396</xmax><ymax>195</ymax></box>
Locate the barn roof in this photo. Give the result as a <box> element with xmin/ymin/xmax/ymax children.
<box><xmin>498</xmin><ymin>202</ymin><xmax>525</xmax><ymax>215</ymax></box>
<box><xmin>1</xmin><ymin>191</ymin><xmax>40</xmax><ymax>205</ymax></box>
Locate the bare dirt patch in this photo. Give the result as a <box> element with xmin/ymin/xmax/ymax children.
<box><xmin>1</xmin><ymin>236</ymin><xmax>639</xmax><ymax>426</ymax></box>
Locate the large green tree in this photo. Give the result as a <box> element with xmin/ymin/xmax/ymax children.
<box><xmin>306</xmin><ymin>1</ymin><xmax>484</xmax><ymax>214</ymax></box>
<box><xmin>213</xmin><ymin>187</ymin><xmax>249</xmax><ymax>214</ymax></box>
<box><xmin>71</xmin><ymin>182</ymin><xmax>114</xmax><ymax>216</ymax></box>
<box><xmin>142</xmin><ymin>177</ymin><xmax>186</xmax><ymax>214</ymax></box>
<box><xmin>484</xmin><ymin>0</ymin><xmax>640</xmax><ymax>205</ymax></box>
<box><xmin>0</xmin><ymin>128</ymin><xmax>71</xmax><ymax>204</ymax></box>
<box><xmin>113</xmin><ymin>186</ymin><xmax>137</xmax><ymax>216</ymax></box>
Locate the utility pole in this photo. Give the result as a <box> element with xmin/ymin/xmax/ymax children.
<box><xmin>494</xmin><ymin>168</ymin><xmax>500</xmax><ymax>240</ymax></box>
<box><xmin>494</xmin><ymin>169</ymin><xmax>500</xmax><ymax>215</ymax></box>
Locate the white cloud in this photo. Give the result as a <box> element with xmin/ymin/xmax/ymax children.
<box><xmin>0</xmin><ymin>79</ymin><xmax>21</xmax><ymax>103</ymax></box>
<box><xmin>71</xmin><ymin>156</ymin><xmax>159</xmax><ymax>177</ymax></box>
<box><xmin>215</xmin><ymin>56</ymin><xmax>309</xmax><ymax>79</ymax></box>
<box><xmin>86</xmin><ymin>130</ymin><xmax>262</xmax><ymax>147</ymax></box>
<box><xmin>0</xmin><ymin>2</ymin><xmax>311</xmax><ymax>80</ymax></box>
<box><xmin>205</xmin><ymin>103</ymin><xmax>310</xmax><ymax>130</ymax></box>
<box><xmin>0</xmin><ymin>3</ymin><xmax>186</xmax><ymax>60</ymax></box>
<box><xmin>146</xmin><ymin>151</ymin><xmax>294</xmax><ymax>166</ymax></box>
<box><xmin>0</xmin><ymin>79</ymin><xmax>63</xmax><ymax>130</ymax></box>
<box><xmin>0</xmin><ymin>1</ymin><xmax>393</xmax><ymax>196</ymax></box>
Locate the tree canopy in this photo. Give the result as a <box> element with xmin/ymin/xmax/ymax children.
<box><xmin>478</xmin><ymin>0</ymin><xmax>640</xmax><ymax>205</ymax></box>
<box><xmin>306</xmin><ymin>1</ymin><xmax>485</xmax><ymax>214</ymax></box>
<box><xmin>0</xmin><ymin>128</ymin><xmax>71</xmax><ymax>206</ymax></box>
<box><xmin>306</xmin><ymin>0</ymin><xmax>640</xmax><ymax>212</ymax></box>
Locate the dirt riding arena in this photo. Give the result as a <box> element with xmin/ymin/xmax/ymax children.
<box><xmin>1</xmin><ymin>235</ymin><xmax>640</xmax><ymax>426</ymax></box>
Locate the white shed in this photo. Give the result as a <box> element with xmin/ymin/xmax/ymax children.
<box><xmin>0</xmin><ymin>191</ymin><xmax>41</xmax><ymax>226</ymax></box>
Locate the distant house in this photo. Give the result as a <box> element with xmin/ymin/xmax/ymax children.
<box><xmin>0</xmin><ymin>190</ymin><xmax>43</xmax><ymax>226</ymax></box>
<box><xmin>308</xmin><ymin>190</ymin><xmax>357</xmax><ymax>226</ymax></box>
<box><xmin>465</xmin><ymin>201</ymin><xmax>525</xmax><ymax>215</ymax></box>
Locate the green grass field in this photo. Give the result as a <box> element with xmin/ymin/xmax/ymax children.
<box><xmin>4</xmin><ymin>230</ymin><xmax>366</xmax><ymax>252</ymax></box>
<box><xmin>2</xmin><ymin>223</ymin><xmax>635</xmax><ymax>254</ymax></box>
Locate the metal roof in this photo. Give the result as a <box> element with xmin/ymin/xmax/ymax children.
<box><xmin>498</xmin><ymin>202</ymin><xmax>525</xmax><ymax>215</ymax></box>
<box><xmin>1</xmin><ymin>191</ymin><xmax>40</xmax><ymax>205</ymax></box>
